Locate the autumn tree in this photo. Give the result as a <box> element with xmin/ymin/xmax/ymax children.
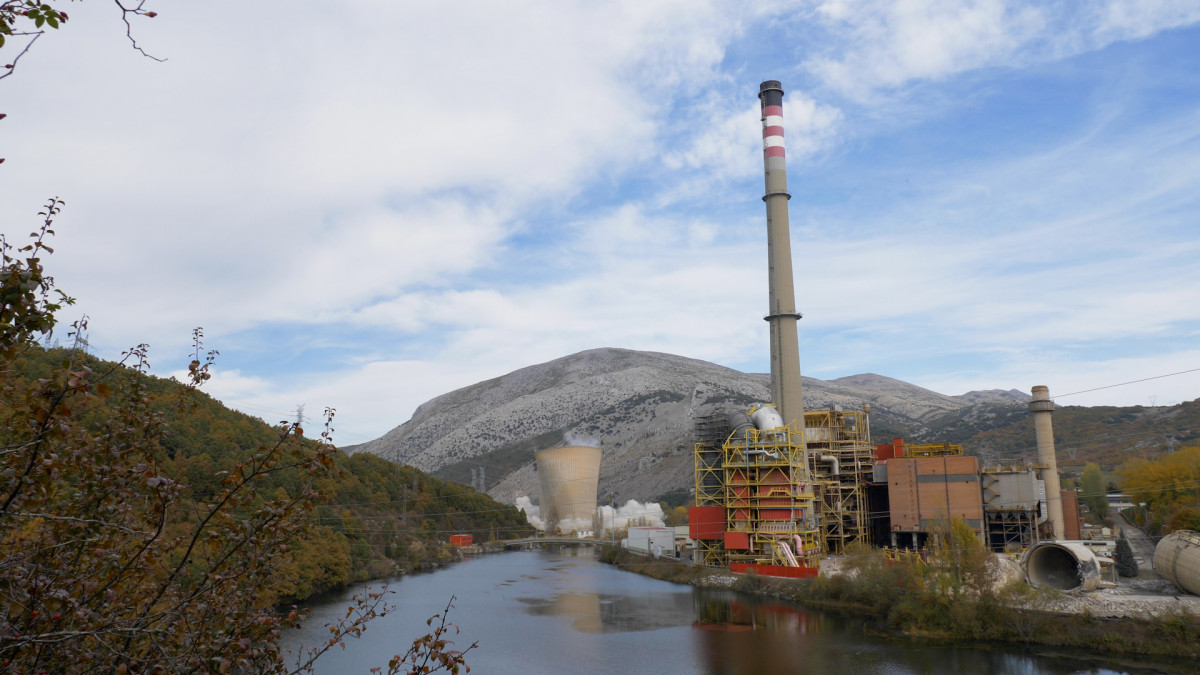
<box><xmin>1118</xmin><ymin>446</ymin><xmax>1200</xmax><ymax>535</ymax></box>
<box><xmin>0</xmin><ymin>205</ymin><xmax>474</xmax><ymax>673</ymax></box>
<box><xmin>664</xmin><ymin>505</ymin><xmax>688</xmax><ymax>526</ymax></box>
<box><xmin>927</xmin><ymin>518</ymin><xmax>994</xmax><ymax>598</ymax></box>
<box><xmin>1079</xmin><ymin>462</ymin><xmax>1109</xmax><ymax>520</ymax></box>
<box><xmin>1</xmin><ymin>0</ymin><xmax>158</xmax><ymax>81</ymax></box>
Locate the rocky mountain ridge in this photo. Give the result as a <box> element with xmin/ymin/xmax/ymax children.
<box><xmin>354</xmin><ymin>348</ymin><xmax>1046</xmax><ymax>503</ymax></box>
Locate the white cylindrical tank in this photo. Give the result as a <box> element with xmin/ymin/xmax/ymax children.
<box><xmin>536</xmin><ymin>446</ymin><xmax>602</xmax><ymax>534</ymax></box>
<box><xmin>1154</xmin><ymin>530</ymin><xmax>1200</xmax><ymax>596</ymax></box>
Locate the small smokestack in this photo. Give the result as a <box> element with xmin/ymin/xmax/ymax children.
<box><xmin>758</xmin><ymin>80</ymin><xmax>805</xmax><ymax>431</ymax></box>
<box><xmin>1029</xmin><ymin>385</ymin><xmax>1064</xmax><ymax>540</ymax></box>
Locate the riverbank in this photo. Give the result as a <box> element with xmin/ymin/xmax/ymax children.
<box><xmin>601</xmin><ymin>547</ymin><xmax>1200</xmax><ymax>661</ymax></box>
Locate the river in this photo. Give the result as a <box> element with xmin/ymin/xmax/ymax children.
<box><xmin>281</xmin><ymin>548</ymin><xmax>1160</xmax><ymax>674</ymax></box>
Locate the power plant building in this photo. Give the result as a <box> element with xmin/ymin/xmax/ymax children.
<box><xmin>679</xmin><ymin>79</ymin><xmax>1079</xmax><ymax>575</ymax></box>
<box><xmin>887</xmin><ymin>455</ymin><xmax>984</xmax><ymax>549</ymax></box>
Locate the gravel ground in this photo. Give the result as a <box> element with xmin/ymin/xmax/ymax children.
<box><xmin>1027</xmin><ymin>575</ymin><xmax>1200</xmax><ymax>620</ymax></box>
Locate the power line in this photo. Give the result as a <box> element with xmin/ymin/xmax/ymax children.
<box><xmin>1055</xmin><ymin>367</ymin><xmax>1200</xmax><ymax>399</ymax></box>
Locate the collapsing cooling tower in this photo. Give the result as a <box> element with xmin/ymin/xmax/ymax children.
<box><xmin>536</xmin><ymin>446</ymin><xmax>602</xmax><ymax>533</ymax></box>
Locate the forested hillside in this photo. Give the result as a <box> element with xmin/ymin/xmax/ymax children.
<box><xmin>919</xmin><ymin>399</ymin><xmax>1200</xmax><ymax>471</ymax></box>
<box><xmin>5</xmin><ymin>344</ymin><xmax>533</xmax><ymax>603</ymax></box>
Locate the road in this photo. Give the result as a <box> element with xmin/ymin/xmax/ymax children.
<box><xmin>1114</xmin><ymin>511</ymin><xmax>1159</xmax><ymax>577</ymax></box>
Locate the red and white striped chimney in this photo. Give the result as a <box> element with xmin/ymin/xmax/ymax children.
<box><xmin>759</xmin><ymin>80</ymin><xmax>805</xmax><ymax>431</ymax></box>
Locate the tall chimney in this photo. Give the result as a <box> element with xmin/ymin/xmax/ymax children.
<box><xmin>759</xmin><ymin>80</ymin><xmax>804</xmax><ymax>429</ymax></box>
<box><xmin>1029</xmin><ymin>385</ymin><xmax>1064</xmax><ymax>540</ymax></box>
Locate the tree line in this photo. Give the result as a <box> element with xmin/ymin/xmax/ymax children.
<box><xmin>0</xmin><ymin>210</ymin><xmax>527</xmax><ymax>671</ymax></box>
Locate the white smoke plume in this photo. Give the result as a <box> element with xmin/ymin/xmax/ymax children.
<box><xmin>514</xmin><ymin>496</ymin><xmax>545</xmax><ymax>531</ymax></box>
<box><xmin>593</xmin><ymin>499</ymin><xmax>665</xmax><ymax>531</ymax></box>
<box><xmin>516</xmin><ymin>496</ymin><xmax>663</xmax><ymax>535</ymax></box>
<box><xmin>514</xmin><ymin>495</ymin><xmax>593</xmax><ymax>535</ymax></box>
<box><xmin>563</xmin><ymin>431</ymin><xmax>599</xmax><ymax>448</ymax></box>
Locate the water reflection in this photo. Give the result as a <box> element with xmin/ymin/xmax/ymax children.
<box><xmin>689</xmin><ymin>591</ymin><xmax>1157</xmax><ymax>675</ymax></box>
<box><xmin>282</xmin><ymin>549</ymin><xmax>1179</xmax><ymax>675</ymax></box>
<box><xmin>519</xmin><ymin>591</ymin><xmax>695</xmax><ymax>633</ymax></box>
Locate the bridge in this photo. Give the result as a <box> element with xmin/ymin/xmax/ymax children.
<box><xmin>497</xmin><ymin>537</ymin><xmax>611</xmax><ymax>549</ymax></box>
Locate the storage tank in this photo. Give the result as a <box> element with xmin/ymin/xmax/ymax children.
<box><xmin>1154</xmin><ymin>530</ymin><xmax>1200</xmax><ymax>596</ymax></box>
<box><xmin>536</xmin><ymin>446</ymin><xmax>602</xmax><ymax>534</ymax></box>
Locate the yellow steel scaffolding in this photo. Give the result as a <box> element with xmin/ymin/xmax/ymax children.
<box><xmin>906</xmin><ymin>442</ymin><xmax>963</xmax><ymax>457</ymax></box>
<box><xmin>803</xmin><ymin>408</ymin><xmax>874</xmax><ymax>555</ymax></box>
<box><xmin>692</xmin><ymin>406</ymin><xmax>875</xmax><ymax>568</ymax></box>
<box><xmin>721</xmin><ymin>424</ymin><xmax>821</xmax><ymax>568</ymax></box>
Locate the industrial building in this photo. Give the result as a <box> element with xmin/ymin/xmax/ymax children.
<box><xmin>687</xmin><ymin>79</ymin><xmax>1079</xmax><ymax>575</ymax></box>
<box><xmin>691</xmin><ymin>405</ymin><xmax>876</xmax><ymax>570</ymax></box>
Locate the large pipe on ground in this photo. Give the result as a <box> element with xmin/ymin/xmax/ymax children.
<box><xmin>1154</xmin><ymin>530</ymin><xmax>1200</xmax><ymax>596</ymax></box>
<box><xmin>759</xmin><ymin>81</ymin><xmax>805</xmax><ymax>432</ymax></box>
<box><xmin>1029</xmin><ymin>385</ymin><xmax>1064</xmax><ymax>540</ymax></box>
<box><xmin>1023</xmin><ymin>540</ymin><xmax>1102</xmax><ymax>591</ymax></box>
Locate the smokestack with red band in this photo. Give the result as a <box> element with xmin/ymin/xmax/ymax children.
<box><xmin>759</xmin><ymin>80</ymin><xmax>805</xmax><ymax>430</ymax></box>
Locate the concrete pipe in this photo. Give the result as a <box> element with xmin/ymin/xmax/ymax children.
<box><xmin>1022</xmin><ymin>541</ymin><xmax>1102</xmax><ymax>591</ymax></box>
<box><xmin>728</xmin><ymin>410</ymin><xmax>755</xmax><ymax>440</ymax></box>
<box><xmin>1154</xmin><ymin>530</ymin><xmax>1200</xmax><ymax>596</ymax></box>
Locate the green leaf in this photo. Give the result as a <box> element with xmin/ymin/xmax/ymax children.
<box><xmin>46</xmin><ymin>16</ymin><xmax>58</xmax><ymax>29</ymax></box>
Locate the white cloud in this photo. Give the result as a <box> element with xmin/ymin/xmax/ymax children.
<box><xmin>803</xmin><ymin>0</ymin><xmax>1200</xmax><ymax>100</ymax></box>
<box><xmin>4</xmin><ymin>1</ymin><xmax>1199</xmax><ymax>447</ymax></box>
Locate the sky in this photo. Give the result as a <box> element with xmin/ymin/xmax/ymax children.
<box><xmin>3</xmin><ymin>1</ymin><xmax>1200</xmax><ymax>445</ymax></box>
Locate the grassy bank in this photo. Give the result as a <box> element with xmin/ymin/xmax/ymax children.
<box><xmin>600</xmin><ymin>546</ymin><xmax>1200</xmax><ymax>660</ymax></box>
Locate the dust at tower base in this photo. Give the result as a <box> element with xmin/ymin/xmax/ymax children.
<box><xmin>759</xmin><ymin>80</ymin><xmax>805</xmax><ymax>431</ymax></box>
<box><xmin>535</xmin><ymin>446</ymin><xmax>601</xmax><ymax>534</ymax></box>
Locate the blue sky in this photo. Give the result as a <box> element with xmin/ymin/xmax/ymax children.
<box><xmin>3</xmin><ymin>1</ymin><xmax>1199</xmax><ymax>444</ymax></box>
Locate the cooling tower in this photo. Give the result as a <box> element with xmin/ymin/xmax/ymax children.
<box><xmin>536</xmin><ymin>446</ymin><xmax>602</xmax><ymax>533</ymax></box>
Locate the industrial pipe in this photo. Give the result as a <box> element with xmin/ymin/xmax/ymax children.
<box><xmin>749</xmin><ymin>404</ymin><xmax>785</xmax><ymax>431</ymax></box>
<box><xmin>1154</xmin><ymin>530</ymin><xmax>1200</xmax><ymax>596</ymax></box>
<box><xmin>728</xmin><ymin>410</ymin><xmax>755</xmax><ymax>440</ymax></box>
<box><xmin>817</xmin><ymin>454</ymin><xmax>840</xmax><ymax>477</ymax></box>
<box><xmin>1022</xmin><ymin>541</ymin><xmax>1102</xmax><ymax>591</ymax></box>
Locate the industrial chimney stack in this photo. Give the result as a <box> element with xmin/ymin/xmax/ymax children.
<box><xmin>1029</xmin><ymin>385</ymin><xmax>1064</xmax><ymax>540</ymax></box>
<box><xmin>759</xmin><ymin>80</ymin><xmax>805</xmax><ymax>430</ymax></box>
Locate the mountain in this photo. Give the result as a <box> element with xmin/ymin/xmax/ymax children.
<box><xmin>953</xmin><ymin>389</ymin><xmax>1033</xmax><ymax>405</ymax></box>
<box><xmin>355</xmin><ymin>348</ymin><xmax>1016</xmax><ymax>504</ymax></box>
<box><xmin>354</xmin><ymin>348</ymin><xmax>1200</xmax><ymax>503</ymax></box>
